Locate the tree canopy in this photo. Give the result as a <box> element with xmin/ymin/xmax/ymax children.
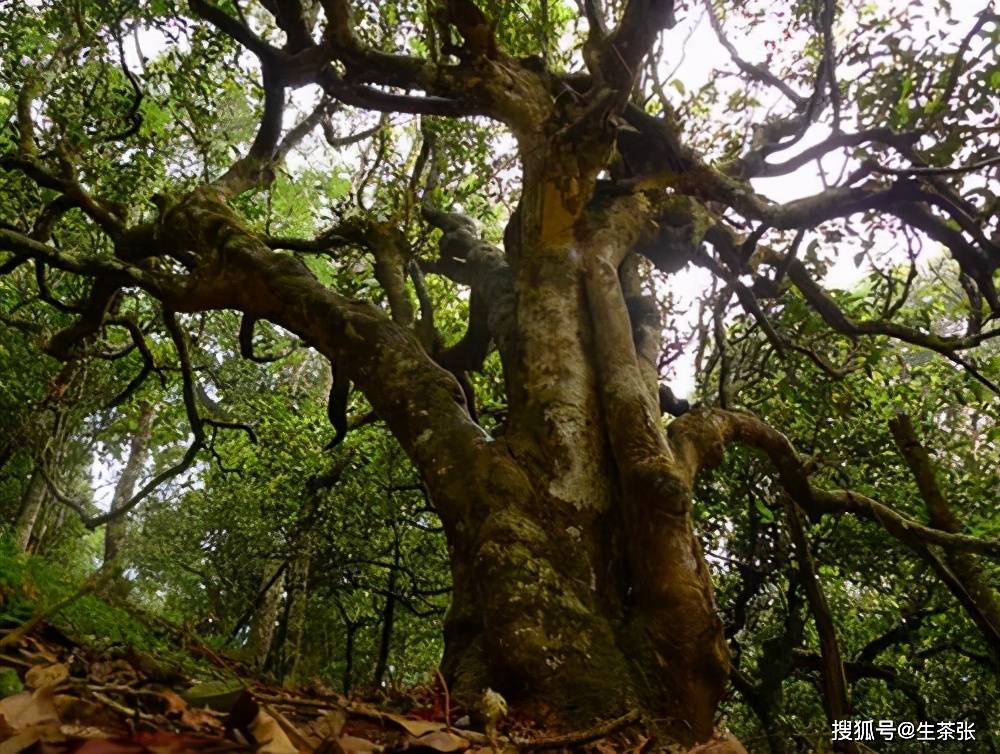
<box><xmin>1</xmin><ymin>0</ymin><xmax>999</xmax><ymax>751</ymax></box>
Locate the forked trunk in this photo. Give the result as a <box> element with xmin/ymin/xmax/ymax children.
<box><xmin>437</xmin><ymin>183</ymin><xmax>729</xmax><ymax>745</ymax></box>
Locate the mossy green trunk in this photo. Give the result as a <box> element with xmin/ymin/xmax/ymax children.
<box><xmin>437</xmin><ymin>412</ymin><xmax>728</xmax><ymax>745</ymax></box>
<box><xmin>436</xmin><ymin>182</ymin><xmax>729</xmax><ymax>744</ymax></box>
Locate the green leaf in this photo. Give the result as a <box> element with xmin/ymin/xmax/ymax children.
<box><xmin>180</xmin><ymin>680</ymin><xmax>245</xmax><ymax>711</ymax></box>
<box><xmin>755</xmin><ymin>499</ymin><xmax>775</xmax><ymax>524</ymax></box>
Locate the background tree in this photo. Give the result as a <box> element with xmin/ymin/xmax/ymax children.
<box><xmin>696</xmin><ymin>261</ymin><xmax>999</xmax><ymax>750</ymax></box>
<box><xmin>1</xmin><ymin>0</ymin><xmax>998</xmax><ymax>750</ymax></box>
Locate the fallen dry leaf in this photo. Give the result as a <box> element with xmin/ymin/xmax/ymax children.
<box><xmin>406</xmin><ymin>729</ymin><xmax>469</xmax><ymax>753</ymax></box>
<box><xmin>0</xmin><ymin>722</ymin><xmax>67</xmax><ymax>754</ymax></box>
<box><xmin>159</xmin><ymin>688</ymin><xmax>223</xmax><ymax>732</ymax></box>
<box><xmin>309</xmin><ymin>709</ymin><xmax>349</xmax><ymax>754</ymax></box>
<box><xmin>381</xmin><ymin>712</ymin><xmax>446</xmax><ymax>738</ymax></box>
<box><xmin>160</xmin><ymin>688</ymin><xmax>189</xmax><ymax>715</ymax></box>
<box><xmin>87</xmin><ymin>659</ymin><xmax>139</xmax><ymax>687</ymax></box>
<box><xmin>25</xmin><ymin>662</ymin><xmax>69</xmax><ymax>690</ymax></box>
<box><xmin>54</xmin><ymin>693</ymin><xmax>125</xmax><ymax>730</ymax></box>
<box><xmin>250</xmin><ymin>708</ymin><xmax>300</xmax><ymax>754</ymax></box>
<box><xmin>310</xmin><ymin>708</ymin><xmax>347</xmax><ymax>741</ymax></box>
<box><xmin>0</xmin><ymin>729</ymin><xmax>46</xmax><ymax>754</ymax></box>
<box><xmin>182</xmin><ymin>705</ymin><xmax>225</xmax><ymax>732</ymax></box>
<box><xmin>0</xmin><ymin>685</ymin><xmax>59</xmax><ymax>730</ymax></box>
<box><xmin>338</xmin><ymin>734</ymin><xmax>383</xmax><ymax>754</ymax></box>
<box><xmin>262</xmin><ymin>702</ymin><xmax>313</xmax><ymax>750</ymax></box>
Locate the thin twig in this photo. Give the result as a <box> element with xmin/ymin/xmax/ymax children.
<box><xmin>516</xmin><ymin>710</ymin><xmax>642</xmax><ymax>750</ymax></box>
<box><xmin>435</xmin><ymin>668</ymin><xmax>452</xmax><ymax>730</ymax></box>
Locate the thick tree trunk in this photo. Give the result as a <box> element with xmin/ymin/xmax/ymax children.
<box><xmin>440</xmin><ymin>469</ymin><xmax>727</xmax><ymax>743</ymax></box>
<box><xmin>437</xmin><ymin>183</ymin><xmax>729</xmax><ymax>746</ymax></box>
<box><xmin>104</xmin><ymin>401</ymin><xmax>155</xmax><ymax>568</ymax></box>
<box><xmin>13</xmin><ymin>465</ymin><xmax>47</xmax><ymax>552</ymax></box>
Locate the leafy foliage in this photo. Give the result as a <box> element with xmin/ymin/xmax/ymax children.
<box><xmin>1</xmin><ymin>0</ymin><xmax>998</xmax><ymax>750</ymax></box>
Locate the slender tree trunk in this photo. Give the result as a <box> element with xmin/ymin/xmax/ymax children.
<box><xmin>343</xmin><ymin>622</ymin><xmax>358</xmax><ymax>695</ymax></box>
<box><xmin>284</xmin><ymin>546</ymin><xmax>311</xmax><ymax>680</ymax></box>
<box><xmin>103</xmin><ymin>401</ymin><xmax>156</xmax><ymax>568</ymax></box>
<box><xmin>13</xmin><ymin>465</ymin><xmax>47</xmax><ymax>552</ymax></box>
<box><xmin>373</xmin><ymin>540</ymin><xmax>400</xmax><ymax>688</ymax></box>
<box><xmin>247</xmin><ymin>560</ymin><xmax>285</xmax><ymax>671</ymax></box>
<box><xmin>282</xmin><ymin>459</ymin><xmax>338</xmax><ymax>681</ymax></box>
<box><xmin>271</xmin><ymin>583</ymin><xmax>294</xmax><ymax>681</ymax></box>
<box><xmin>33</xmin><ymin>504</ymin><xmax>64</xmax><ymax>556</ymax></box>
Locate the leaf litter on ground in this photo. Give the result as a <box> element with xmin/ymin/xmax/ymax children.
<box><xmin>0</xmin><ymin>620</ymin><xmax>743</xmax><ymax>753</ymax></box>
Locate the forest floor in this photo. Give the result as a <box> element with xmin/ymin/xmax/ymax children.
<box><xmin>0</xmin><ymin>614</ymin><xmax>504</xmax><ymax>754</ymax></box>
<box><xmin>0</xmin><ymin>554</ymin><xmax>746</xmax><ymax>754</ymax></box>
<box><xmin>0</xmin><ymin>613</ymin><xmax>511</xmax><ymax>754</ymax></box>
